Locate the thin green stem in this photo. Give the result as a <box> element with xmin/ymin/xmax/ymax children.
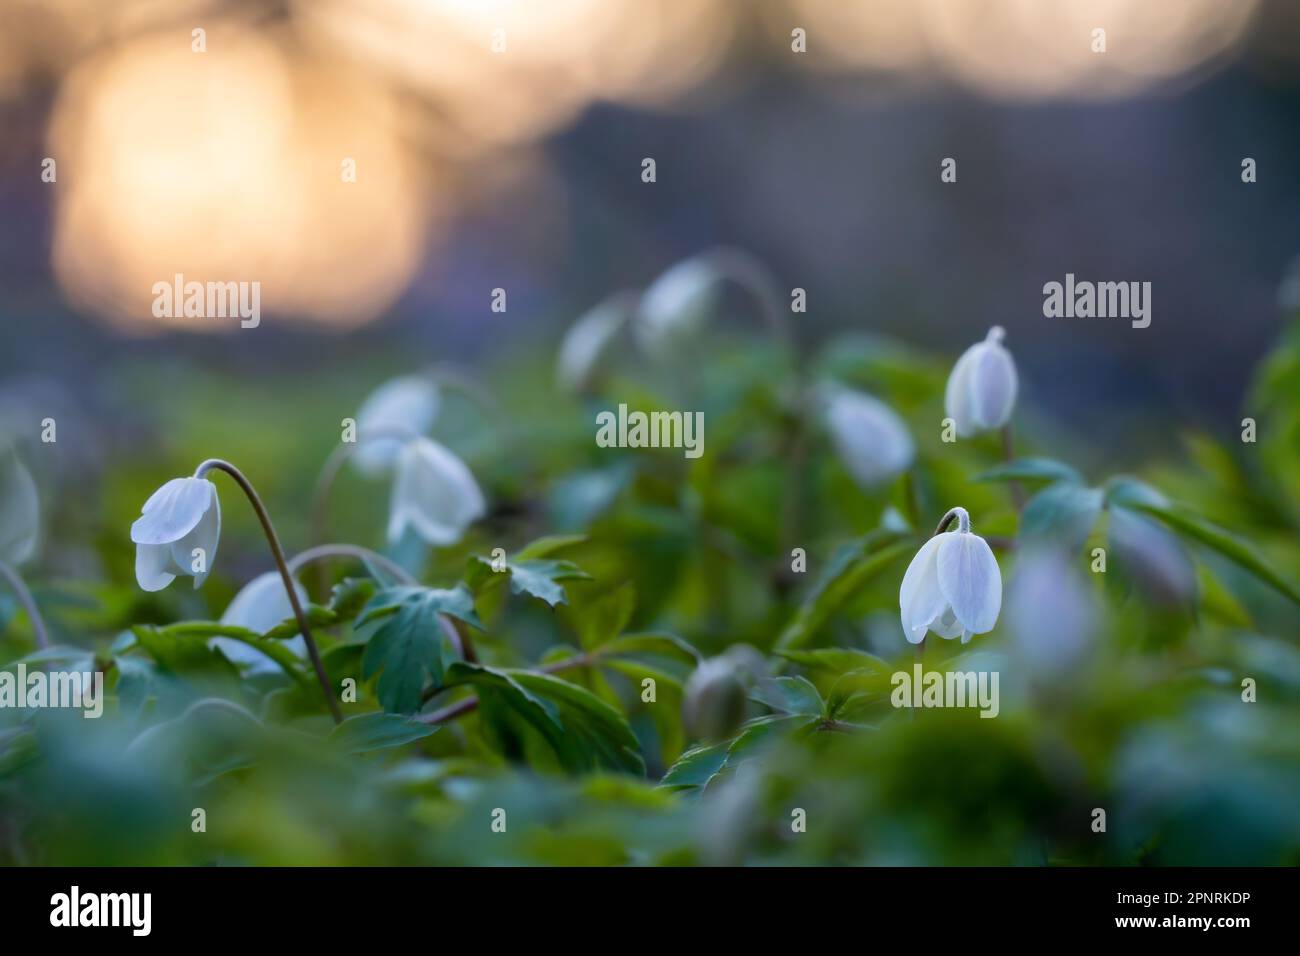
<box><xmin>0</xmin><ymin>561</ymin><xmax>48</xmax><ymax>649</ymax></box>
<box><xmin>195</xmin><ymin>459</ymin><xmax>342</xmax><ymax>724</ymax></box>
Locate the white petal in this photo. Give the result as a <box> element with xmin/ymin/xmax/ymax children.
<box><xmin>556</xmin><ymin>294</ymin><xmax>632</xmax><ymax>393</ymax></box>
<box><xmin>824</xmin><ymin>389</ymin><xmax>915</xmax><ymax>488</ymax></box>
<box><xmin>135</xmin><ymin>542</ymin><xmax>178</xmax><ymax>592</ymax></box>
<box><xmin>899</xmin><ymin>536</ymin><xmax>948</xmax><ymax>644</ymax></box>
<box><xmin>130</xmin><ymin>477</ymin><xmax>215</xmax><ymax>545</ymax></box>
<box><xmin>0</xmin><ymin>449</ymin><xmax>39</xmax><ymax>565</ymax></box>
<box><xmin>387</xmin><ymin>438</ymin><xmax>486</xmax><ymax>546</ymax></box>
<box><xmin>1108</xmin><ymin>506</ymin><xmax>1196</xmax><ymax>605</ymax></box>
<box><xmin>634</xmin><ymin>257</ymin><xmax>720</xmax><ymax>360</ymax></box>
<box><xmin>220</xmin><ymin>571</ymin><xmax>304</xmax><ymax>633</ymax></box>
<box><xmin>171</xmin><ymin>485</ymin><xmax>220</xmax><ymax>588</ymax></box>
<box><xmin>353</xmin><ymin>376</ymin><xmax>440</xmax><ymax>476</ymax></box>
<box><xmin>967</xmin><ymin>342</ymin><xmax>1017</xmax><ymax>431</ymax></box>
<box><xmin>943</xmin><ymin>346</ymin><xmax>980</xmax><ymax>437</ymax></box>
<box><xmin>937</xmin><ymin>532</ymin><xmax>1002</xmax><ymax>636</ymax></box>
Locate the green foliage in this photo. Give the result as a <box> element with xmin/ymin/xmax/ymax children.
<box><xmin>4</xmin><ymin>311</ymin><xmax>1300</xmax><ymax>866</ymax></box>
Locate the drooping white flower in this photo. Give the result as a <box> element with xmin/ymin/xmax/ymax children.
<box><xmin>821</xmin><ymin>386</ymin><xmax>915</xmax><ymax>489</ymax></box>
<box><xmin>1007</xmin><ymin>546</ymin><xmax>1094</xmax><ymax>678</ymax></box>
<box><xmin>682</xmin><ymin>656</ymin><xmax>748</xmax><ymax>742</ymax></box>
<box><xmin>1108</xmin><ymin>505</ymin><xmax>1196</xmax><ymax>606</ymax></box>
<box><xmin>213</xmin><ymin>570</ymin><xmax>308</xmax><ymax>673</ymax></box>
<box><xmin>944</xmin><ymin>326</ymin><xmax>1018</xmax><ymax>437</ymax></box>
<box><xmin>387</xmin><ymin>437</ymin><xmax>486</xmax><ymax>546</ymax></box>
<box><xmin>556</xmin><ymin>293</ymin><xmax>635</xmax><ymax>393</ymax></box>
<box><xmin>130</xmin><ymin>477</ymin><xmax>221</xmax><ymax>591</ymax></box>
<box><xmin>352</xmin><ymin>375</ymin><xmax>440</xmax><ymax>476</ymax></box>
<box><xmin>0</xmin><ymin>448</ymin><xmax>39</xmax><ymax>565</ymax></box>
<box><xmin>899</xmin><ymin>508</ymin><xmax>1001</xmax><ymax>644</ymax></box>
<box><xmin>634</xmin><ymin>256</ymin><xmax>722</xmax><ymax>360</ymax></box>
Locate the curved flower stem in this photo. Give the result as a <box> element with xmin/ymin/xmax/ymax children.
<box><xmin>0</xmin><ymin>561</ymin><xmax>48</xmax><ymax>649</ymax></box>
<box><xmin>1000</xmin><ymin>424</ymin><xmax>1027</xmax><ymax>512</ymax></box>
<box><xmin>287</xmin><ymin>543</ymin><xmax>417</xmax><ymax>584</ymax></box>
<box><xmin>287</xmin><ymin>543</ymin><xmax>476</xmax><ymax>663</ymax></box>
<box><xmin>195</xmin><ymin>459</ymin><xmax>343</xmax><ymax>724</ymax></box>
<box><xmin>701</xmin><ymin>248</ymin><xmax>809</xmax><ymax>589</ymax></box>
<box><xmin>934</xmin><ymin>506</ymin><xmax>971</xmax><ymax>536</ymax></box>
<box><xmin>414</xmin><ymin>653</ymin><xmax>594</xmax><ymax>726</ymax></box>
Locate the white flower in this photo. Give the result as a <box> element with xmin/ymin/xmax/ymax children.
<box><xmin>944</xmin><ymin>326</ymin><xmax>1018</xmax><ymax>437</ymax></box>
<box><xmin>634</xmin><ymin>256</ymin><xmax>722</xmax><ymax>360</ymax></box>
<box><xmin>899</xmin><ymin>508</ymin><xmax>1001</xmax><ymax>644</ymax></box>
<box><xmin>387</xmin><ymin>437</ymin><xmax>486</xmax><ymax>546</ymax></box>
<box><xmin>213</xmin><ymin>571</ymin><xmax>308</xmax><ymax>673</ymax></box>
<box><xmin>0</xmin><ymin>449</ymin><xmax>39</xmax><ymax>565</ymax></box>
<box><xmin>352</xmin><ymin>375</ymin><xmax>440</xmax><ymax>476</ymax></box>
<box><xmin>1007</xmin><ymin>546</ymin><xmax>1094</xmax><ymax>678</ymax></box>
<box><xmin>556</xmin><ymin>293</ymin><xmax>635</xmax><ymax>393</ymax></box>
<box><xmin>821</xmin><ymin>386</ymin><xmax>915</xmax><ymax>488</ymax></box>
<box><xmin>130</xmin><ymin>477</ymin><xmax>221</xmax><ymax>591</ymax></box>
<box><xmin>1108</xmin><ymin>506</ymin><xmax>1196</xmax><ymax>606</ymax></box>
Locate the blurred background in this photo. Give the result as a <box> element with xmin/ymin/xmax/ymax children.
<box><xmin>3</xmin><ymin>1</ymin><xmax>1300</xmax><ymax>868</ymax></box>
<box><xmin>2</xmin><ymin>0</ymin><xmax>1299</xmax><ymax>445</ymax></box>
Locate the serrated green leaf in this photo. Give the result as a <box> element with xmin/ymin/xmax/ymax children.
<box><xmin>360</xmin><ymin>586</ymin><xmax>482</xmax><ymax>713</ymax></box>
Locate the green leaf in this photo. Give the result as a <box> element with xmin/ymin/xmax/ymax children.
<box><xmin>594</xmin><ymin>631</ymin><xmax>701</xmax><ymax>679</ymax></box>
<box><xmin>262</xmin><ymin>604</ymin><xmax>339</xmax><ymax>641</ymax></box>
<box><xmin>750</xmin><ymin>676</ymin><xmax>824</xmax><ymax>717</ymax></box>
<box><xmin>328</xmin><ymin>577</ymin><xmax>378</xmax><ymax>619</ymax></box>
<box><xmin>360</xmin><ymin>586</ymin><xmax>483</xmax><ymax>714</ymax></box>
<box><xmin>329</xmin><ymin>713</ymin><xmax>438</xmax><ymax>754</ymax></box>
<box><xmin>776</xmin><ymin>528</ymin><xmax>914</xmax><ymax>650</ymax></box>
<box><xmin>659</xmin><ymin>740</ymin><xmax>730</xmax><ymax>790</ymax></box>
<box><xmin>1020</xmin><ymin>482</ymin><xmax>1104</xmax><ymax>548</ymax></box>
<box><xmin>1129</xmin><ymin>501</ymin><xmax>1300</xmax><ymax>605</ymax></box>
<box><xmin>516</xmin><ymin>534</ymin><xmax>587</xmax><ymax>560</ymax></box>
<box><xmin>775</xmin><ymin>647</ymin><xmax>889</xmax><ymax>675</ymax></box>
<box><xmin>974</xmin><ymin>457</ymin><xmax>1082</xmax><ymax>486</ymax></box>
<box><xmin>574</xmin><ymin>583</ymin><xmax>637</xmax><ymax>649</ymax></box>
<box><xmin>128</xmin><ymin>624</ymin><xmax>241</xmax><ymax>679</ymax></box>
<box><xmin>446</xmin><ymin>663</ymin><xmax>644</xmax><ymax>775</ymax></box>
<box><xmin>466</xmin><ymin>555</ymin><xmax>592</xmax><ymax>608</ymax></box>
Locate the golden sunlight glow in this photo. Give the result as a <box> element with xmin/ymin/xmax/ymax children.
<box><xmin>774</xmin><ymin>0</ymin><xmax>1259</xmax><ymax>99</ymax></box>
<box><xmin>48</xmin><ymin>25</ymin><xmax>436</xmax><ymax>332</ymax></box>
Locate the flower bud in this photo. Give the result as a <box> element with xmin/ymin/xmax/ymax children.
<box><xmin>1107</xmin><ymin>506</ymin><xmax>1196</xmax><ymax>607</ymax></box>
<box><xmin>214</xmin><ymin>571</ymin><xmax>309</xmax><ymax>673</ymax></box>
<box><xmin>352</xmin><ymin>375</ymin><xmax>440</xmax><ymax>477</ymax></box>
<box><xmin>130</xmin><ymin>477</ymin><xmax>221</xmax><ymax>591</ymax></box>
<box><xmin>944</xmin><ymin>326</ymin><xmax>1018</xmax><ymax>437</ymax></box>
<box><xmin>682</xmin><ymin>656</ymin><xmax>748</xmax><ymax>742</ymax></box>
<box><xmin>1007</xmin><ymin>546</ymin><xmax>1094</xmax><ymax>679</ymax></box>
<box><xmin>555</xmin><ymin>292</ymin><xmax>635</xmax><ymax>393</ymax></box>
<box><xmin>899</xmin><ymin>507</ymin><xmax>1002</xmax><ymax>643</ymax></box>
<box><xmin>634</xmin><ymin>256</ymin><xmax>722</xmax><ymax>360</ymax></box>
<box><xmin>821</xmin><ymin>386</ymin><xmax>915</xmax><ymax>489</ymax></box>
<box><xmin>387</xmin><ymin>437</ymin><xmax>486</xmax><ymax>547</ymax></box>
